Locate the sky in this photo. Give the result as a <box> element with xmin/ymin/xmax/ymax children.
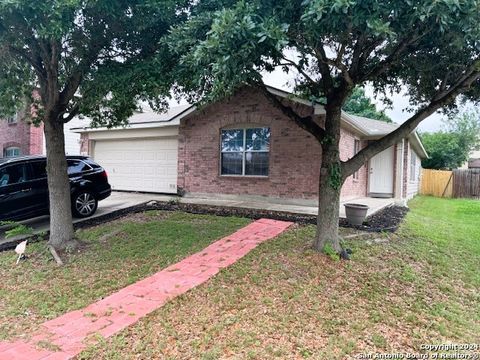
<box><xmin>167</xmin><ymin>63</ymin><xmax>474</xmax><ymax>133</ymax></box>
<box><xmin>262</xmin><ymin>68</ymin><xmax>446</xmax><ymax>132</ymax></box>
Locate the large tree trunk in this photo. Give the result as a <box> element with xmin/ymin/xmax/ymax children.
<box><xmin>43</xmin><ymin>117</ymin><xmax>75</xmax><ymax>250</ymax></box>
<box><xmin>314</xmin><ymin>106</ymin><xmax>344</xmax><ymax>254</ymax></box>
<box><xmin>315</xmin><ymin>164</ymin><xmax>343</xmax><ymax>252</ymax></box>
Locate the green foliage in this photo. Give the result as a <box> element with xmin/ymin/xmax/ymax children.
<box><xmin>322</xmin><ymin>243</ymin><xmax>339</xmax><ymax>261</ymax></box>
<box><xmin>421</xmin><ymin>111</ymin><xmax>480</xmax><ymax>169</ymax></box>
<box><xmin>169</xmin><ymin>0</ymin><xmax>480</xmax><ymax>112</ymax></box>
<box><xmin>343</xmin><ymin>88</ymin><xmax>391</xmax><ymax>122</ymax></box>
<box><xmin>0</xmin><ymin>0</ymin><xmax>190</xmax><ymax>126</ymax></box>
<box><xmin>328</xmin><ymin>162</ymin><xmax>342</xmax><ymax>190</ymax></box>
<box><xmin>0</xmin><ymin>221</ymin><xmax>33</xmax><ymax>239</ymax></box>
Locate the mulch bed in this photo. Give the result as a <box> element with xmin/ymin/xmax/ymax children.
<box><xmin>339</xmin><ymin>204</ymin><xmax>409</xmax><ymax>232</ymax></box>
<box><xmin>0</xmin><ymin>200</ymin><xmax>409</xmax><ymax>252</ymax></box>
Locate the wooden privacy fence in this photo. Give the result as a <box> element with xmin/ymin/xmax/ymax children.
<box><xmin>420</xmin><ymin>169</ymin><xmax>453</xmax><ymax>197</ymax></box>
<box><xmin>452</xmin><ymin>169</ymin><xmax>480</xmax><ymax>199</ymax></box>
<box><xmin>420</xmin><ymin>168</ymin><xmax>480</xmax><ymax>199</ymax></box>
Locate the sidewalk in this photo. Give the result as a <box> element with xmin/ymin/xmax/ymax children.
<box><xmin>0</xmin><ymin>218</ymin><xmax>293</xmax><ymax>360</ymax></box>
<box><xmin>1</xmin><ymin>191</ymin><xmax>395</xmax><ymax>247</ymax></box>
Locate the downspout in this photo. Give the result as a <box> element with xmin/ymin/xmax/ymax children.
<box><xmin>398</xmin><ymin>139</ymin><xmax>405</xmax><ymax>200</ymax></box>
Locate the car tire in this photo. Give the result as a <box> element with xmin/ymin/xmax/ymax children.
<box><xmin>72</xmin><ymin>191</ymin><xmax>98</xmax><ymax>218</ymax></box>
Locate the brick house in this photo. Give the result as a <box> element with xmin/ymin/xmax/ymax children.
<box><xmin>74</xmin><ymin>86</ymin><xmax>427</xmax><ymax>202</ymax></box>
<box><xmin>0</xmin><ymin>111</ymin><xmax>44</xmax><ymax>158</ymax></box>
<box><xmin>1</xmin><ymin>111</ymin><xmax>87</xmax><ymax>158</ymax></box>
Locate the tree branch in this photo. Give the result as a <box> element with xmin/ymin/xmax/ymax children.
<box><xmin>59</xmin><ymin>30</ymin><xmax>109</xmax><ymax>107</ymax></box>
<box><xmin>341</xmin><ymin>67</ymin><xmax>480</xmax><ymax>179</ymax></box>
<box><xmin>7</xmin><ymin>45</ymin><xmax>47</xmax><ymax>81</ymax></box>
<box><xmin>433</xmin><ymin>61</ymin><xmax>479</xmax><ymax>101</ymax></box>
<box><xmin>313</xmin><ymin>44</ymin><xmax>334</xmax><ymax>96</ymax></box>
<box><xmin>279</xmin><ymin>57</ymin><xmax>317</xmax><ymax>85</ymax></box>
<box><xmin>61</xmin><ymin>103</ymin><xmax>80</xmax><ymax>123</ymax></box>
<box><xmin>358</xmin><ymin>28</ymin><xmax>430</xmax><ymax>82</ymax></box>
<box><xmin>254</xmin><ymin>83</ymin><xmax>326</xmax><ymax>141</ymax></box>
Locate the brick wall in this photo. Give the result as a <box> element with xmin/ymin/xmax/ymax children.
<box><xmin>178</xmin><ymin>87</ymin><xmax>367</xmax><ymax>201</ymax></box>
<box><xmin>0</xmin><ymin>106</ymin><xmax>43</xmax><ymax>157</ymax></box>
<box><xmin>0</xmin><ymin>116</ymin><xmax>32</xmax><ymax>157</ymax></box>
<box><xmin>339</xmin><ymin>130</ymin><xmax>368</xmax><ymax>200</ymax></box>
<box><xmin>80</xmin><ymin>133</ymin><xmax>90</xmax><ymax>154</ymax></box>
<box><xmin>28</xmin><ymin>123</ymin><xmax>44</xmax><ymax>155</ymax></box>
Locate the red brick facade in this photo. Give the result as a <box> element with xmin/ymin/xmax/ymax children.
<box><xmin>177</xmin><ymin>87</ymin><xmax>368</xmax><ymax>200</ymax></box>
<box><xmin>339</xmin><ymin>130</ymin><xmax>368</xmax><ymax>200</ymax></box>
<box><xmin>0</xmin><ymin>111</ymin><xmax>43</xmax><ymax>158</ymax></box>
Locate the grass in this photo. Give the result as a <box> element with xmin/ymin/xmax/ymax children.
<box><xmin>75</xmin><ymin>196</ymin><xmax>480</xmax><ymax>359</ymax></box>
<box><xmin>0</xmin><ymin>211</ymin><xmax>250</xmax><ymax>341</ymax></box>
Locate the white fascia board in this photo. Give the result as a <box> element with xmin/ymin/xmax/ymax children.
<box><xmin>70</xmin><ymin>105</ymin><xmax>197</xmax><ymax>134</ymax></box>
<box><xmin>408</xmin><ymin>131</ymin><xmax>428</xmax><ymax>159</ymax></box>
<box><xmin>340</xmin><ymin>111</ymin><xmax>370</xmax><ymax>137</ymax></box>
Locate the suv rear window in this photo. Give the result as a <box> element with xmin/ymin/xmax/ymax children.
<box><xmin>67</xmin><ymin>160</ymin><xmax>92</xmax><ymax>175</ymax></box>
<box><xmin>83</xmin><ymin>158</ymin><xmax>101</xmax><ymax>169</ymax></box>
<box><xmin>30</xmin><ymin>161</ymin><xmax>47</xmax><ymax>179</ymax></box>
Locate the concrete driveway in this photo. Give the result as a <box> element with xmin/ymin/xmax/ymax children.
<box><xmin>0</xmin><ymin>192</ymin><xmax>174</xmax><ymax>246</ymax></box>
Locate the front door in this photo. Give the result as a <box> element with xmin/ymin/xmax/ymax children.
<box><xmin>368</xmin><ymin>146</ymin><xmax>394</xmax><ymax>198</ymax></box>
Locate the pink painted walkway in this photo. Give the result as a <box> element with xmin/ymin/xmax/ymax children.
<box><xmin>0</xmin><ymin>219</ymin><xmax>292</xmax><ymax>360</ymax></box>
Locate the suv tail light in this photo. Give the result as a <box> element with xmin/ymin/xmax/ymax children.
<box><xmin>101</xmin><ymin>170</ymin><xmax>108</xmax><ymax>180</ymax></box>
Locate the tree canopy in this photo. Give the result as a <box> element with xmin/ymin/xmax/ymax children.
<box><xmin>421</xmin><ymin>111</ymin><xmax>480</xmax><ymax>170</ymax></box>
<box><xmin>167</xmin><ymin>0</ymin><xmax>480</xmax><ymax>254</ymax></box>
<box><xmin>0</xmin><ymin>0</ymin><xmax>190</xmax><ymax>252</ymax></box>
<box><xmin>343</xmin><ymin>87</ymin><xmax>391</xmax><ymax>122</ymax></box>
<box><xmin>0</xmin><ymin>0</ymin><xmax>188</xmax><ymax>126</ymax></box>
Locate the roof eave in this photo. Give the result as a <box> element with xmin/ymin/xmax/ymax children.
<box><xmin>409</xmin><ymin>131</ymin><xmax>429</xmax><ymax>159</ymax></box>
<box><xmin>70</xmin><ymin>105</ymin><xmax>196</xmax><ymax>133</ymax></box>
<box><xmin>340</xmin><ymin>111</ymin><xmax>370</xmax><ymax>137</ymax></box>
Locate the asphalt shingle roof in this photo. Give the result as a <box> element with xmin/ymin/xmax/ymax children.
<box><xmin>343</xmin><ymin>113</ymin><xmax>399</xmax><ymax>137</ymax></box>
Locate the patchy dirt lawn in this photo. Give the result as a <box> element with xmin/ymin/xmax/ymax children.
<box><xmin>78</xmin><ymin>197</ymin><xmax>480</xmax><ymax>360</ymax></box>
<box><xmin>0</xmin><ymin>211</ymin><xmax>250</xmax><ymax>342</ymax></box>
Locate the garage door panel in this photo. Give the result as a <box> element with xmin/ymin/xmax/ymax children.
<box><xmin>93</xmin><ymin>138</ymin><xmax>178</xmax><ymax>193</ymax></box>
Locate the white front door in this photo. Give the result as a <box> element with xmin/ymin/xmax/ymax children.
<box><xmin>93</xmin><ymin>137</ymin><xmax>178</xmax><ymax>194</ymax></box>
<box><xmin>369</xmin><ymin>146</ymin><xmax>394</xmax><ymax>197</ymax></box>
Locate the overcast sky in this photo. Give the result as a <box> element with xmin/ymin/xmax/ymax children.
<box><xmin>167</xmin><ymin>65</ymin><xmax>462</xmax><ymax>133</ymax></box>
<box><xmin>262</xmin><ymin>68</ymin><xmax>445</xmax><ymax>132</ymax></box>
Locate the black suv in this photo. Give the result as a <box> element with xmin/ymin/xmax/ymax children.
<box><xmin>0</xmin><ymin>156</ymin><xmax>111</xmax><ymax>222</ymax></box>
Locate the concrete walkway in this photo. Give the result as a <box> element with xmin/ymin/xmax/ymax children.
<box><xmin>1</xmin><ymin>191</ymin><xmax>396</xmax><ymax>246</ymax></box>
<box><xmin>0</xmin><ymin>219</ymin><xmax>292</xmax><ymax>360</ymax></box>
<box><xmin>181</xmin><ymin>194</ymin><xmax>396</xmax><ymax>218</ymax></box>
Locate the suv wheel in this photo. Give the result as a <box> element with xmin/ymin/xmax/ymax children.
<box><xmin>72</xmin><ymin>191</ymin><xmax>98</xmax><ymax>218</ymax></box>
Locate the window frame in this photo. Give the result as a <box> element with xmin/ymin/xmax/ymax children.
<box><xmin>0</xmin><ymin>163</ymin><xmax>30</xmax><ymax>187</ymax></box>
<box><xmin>29</xmin><ymin>160</ymin><xmax>48</xmax><ymax>180</ymax></box>
<box><xmin>4</xmin><ymin>147</ymin><xmax>21</xmax><ymax>158</ymax></box>
<box><xmin>410</xmin><ymin>150</ymin><xmax>417</xmax><ymax>182</ymax></box>
<box><xmin>352</xmin><ymin>139</ymin><xmax>361</xmax><ymax>180</ymax></box>
<box><xmin>6</xmin><ymin>113</ymin><xmax>18</xmax><ymax>124</ymax></box>
<box><xmin>67</xmin><ymin>159</ymin><xmax>93</xmax><ymax>175</ymax></box>
<box><xmin>220</xmin><ymin>126</ymin><xmax>270</xmax><ymax>177</ymax></box>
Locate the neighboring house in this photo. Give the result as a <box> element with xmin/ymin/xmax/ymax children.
<box><xmin>0</xmin><ymin>111</ymin><xmax>43</xmax><ymax>158</ymax></box>
<box><xmin>73</xmin><ymin>86</ymin><xmax>427</xmax><ymax>203</ymax></box>
<box><xmin>461</xmin><ymin>150</ymin><xmax>480</xmax><ymax>169</ymax></box>
<box><xmin>0</xmin><ymin>111</ymin><xmax>86</xmax><ymax>159</ymax></box>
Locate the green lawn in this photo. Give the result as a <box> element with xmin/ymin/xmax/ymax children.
<box><xmin>0</xmin><ymin>211</ymin><xmax>250</xmax><ymax>341</ymax></box>
<box><xmin>77</xmin><ymin>197</ymin><xmax>480</xmax><ymax>360</ymax></box>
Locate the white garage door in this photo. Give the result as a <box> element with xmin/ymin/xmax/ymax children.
<box><xmin>93</xmin><ymin>137</ymin><xmax>178</xmax><ymax>194</ymax></box>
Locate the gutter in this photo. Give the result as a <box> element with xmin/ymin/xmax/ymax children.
<box><xmin>70</xmin><ymin>105</ymin><xmax>197</xmax><ymax>133</ymax></box>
